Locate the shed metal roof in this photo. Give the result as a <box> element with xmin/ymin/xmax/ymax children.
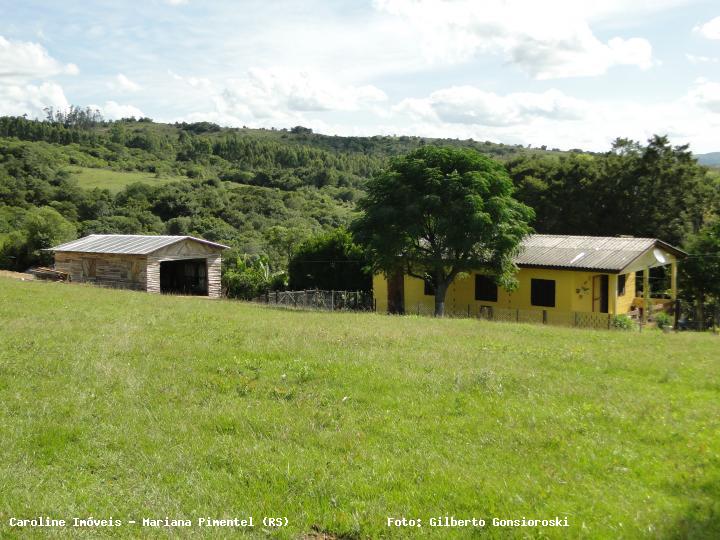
<box><xmin>515</xmin><ymin>234</ymin><xmax>685</xmax><ymax>272</ymax></box>
<box><xmin>49</xmin><ymin>235</ymin><xmax>229</xmax><ymax>255</ymax></box>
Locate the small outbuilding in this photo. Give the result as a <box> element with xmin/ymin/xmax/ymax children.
<box><xmin>49</xmin><ymin>234</ymin><xmax>229</xmax><ymax>298</ymax></box>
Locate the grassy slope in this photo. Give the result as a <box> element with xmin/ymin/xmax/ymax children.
<box><xmin>0</xmin><ymin>278</ymin><xmax>718</xmax><ymax>539</ymax></box>
<box><xmin>65</xmin><ymin>167</ymin><xmax>188</xmax><ymax>193</ymax></box>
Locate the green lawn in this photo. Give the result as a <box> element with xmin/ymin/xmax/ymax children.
<box><xmin>0</xmin><ymin>278</ymin><xmax>718</xmax><ymax>539</ymax></box>
<box><xmin>66</xmin><ymin>167</ymin><xmax>188</xmax><ymax>193</ymax></box>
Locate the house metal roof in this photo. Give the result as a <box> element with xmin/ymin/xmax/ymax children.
<box><xmin>49</xmin><ymin>234</ymin><xmax>229</xmax><ymax>255</ymax></box>
<box><xmin>516</xmin><ymin>234</ymin><xmax>685</xmax><ymax>272</ymax></box>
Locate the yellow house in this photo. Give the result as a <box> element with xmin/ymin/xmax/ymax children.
<box><xmin>373</xmin><ymin>235</ymin><xmax>686</xmax><ymax>322</ymax></box>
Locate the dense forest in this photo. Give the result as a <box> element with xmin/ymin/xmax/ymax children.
<box><xmin>1</xmin><ymin>111</ymin><xmax>718</xmax><ymax>305</ymax></box>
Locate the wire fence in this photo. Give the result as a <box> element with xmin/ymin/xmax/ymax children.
<box><xmin>410</xmin><ymin>303</ymin><xmax>621</xmax><ymax>330</ymax></box>
<box><xmin>254</xmin><ymin>289</ymin><xmax>375</xmax><ymax>312</ymax></box>
<box><xmin>253</xmin><ymin>290</ymin><xmax>719</xmax><ymax>332</ymax></box>
<box><xmin>673</xmin><ymin>298</ymin><xmax>720</xmax><ymax>331</ymax></box>
<box><xmin>406</xmin><ymin>300</ymin><xmax>720</xmax><ymax>331</ymax></box>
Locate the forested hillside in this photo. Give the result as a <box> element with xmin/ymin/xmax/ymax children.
<box><xmin>1</xmin><ymin>112</ymin><xmax>718</xmax><ymax>300</ymax></box>
<box><xmin>0</xmin><ymin>113</ymin><xmax>564</xmax><ymax>272</ymax></box>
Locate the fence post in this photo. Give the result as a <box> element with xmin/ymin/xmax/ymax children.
<box><xmin>574</xmin><ymin>312</ymin><xmax>578</xmax><ymax>327</ymax></box>
<box><xmin>417</xmin><ymin>303</ymin><xmax>420</xmax><ymax>316</ymax></box>
<box><xmin>543</xmin><ymin>310</ymin><xmax>547</xmax><ymax>324</ymax></box>
<box><xmin>674</xmin><ymin>299</ymin><xmax>681</xmax><ymax>332</ymax></box>
<box><xmin>331</xmin><ymin>290</ymin><xmax>335</xmax><ymax>311</ymax></box>
<box><xmin>516</xmin><ymin>308</ymin><xmax>520</xmax><ymax>322</ymax></box>
<box><xmin>468</xmin><ymin>304</ymin><xmax>471</xmax><ymax>318</ymax></box>
<box><xmin>607</xmin><ymin>313</ymin><xmax>611</xmax><ymax>330</ymax></box>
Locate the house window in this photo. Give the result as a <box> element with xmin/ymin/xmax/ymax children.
<box><xmin>531</xmin><ymin>279</ymin><xmax>556</xmax><ymax>307</ymax></box>
<box><xmin>617</xmin><ymin>274</ymin><xmax>627</xmax><ymax>296</ymax></box>
<box><xmin>475</xmin><ymin>275</ymin><xmax>498</xmax><ymax>302</ymax></box>
<box><xmin>423</xmin><ymin>274</ymin><xmax>436</xmax><ymax>296</ymax></box>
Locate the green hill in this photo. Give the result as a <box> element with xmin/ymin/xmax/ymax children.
<box><xmin>0</xmin><ymin>115</ymin><xmax>571</xmax><ymax>275</ymax></box>
<box><xmin>696</xmin><ymin>152</ymin><xmax>720</xmax><ymax>167</ymax></box>
<box><xmin>1</xmin><ymin>277</ymin><xmax>718</xmax><ymax>538</ymax></box>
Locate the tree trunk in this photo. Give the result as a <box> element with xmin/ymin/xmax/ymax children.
<box><xmin>696</xmin><ymin>293</ymin><xmax>705</xmax><ymax>331</ymax></box>
<box><xmin>387</xmin><ymin>270</ymin><xmax>405</xmax><ymax>314</ymax></box>
<box><xmin>434</xmin><ymin>281</ymin><xmax>448</xmax><ymax>317</ymax></box>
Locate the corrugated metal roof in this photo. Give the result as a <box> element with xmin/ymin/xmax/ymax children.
<box><xmin>515</xmin><ymin>235</ymin><xmax>684</xmax><ymax>271</ymax></box>
<box><xmin>49</xmin><ymin>235</ymin><xmax>229</xmax><ymax>255</ymax></box>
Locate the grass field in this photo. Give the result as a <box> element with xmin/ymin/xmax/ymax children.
<box><xmin>0</xmin><ymin>278</ymin><xmax>718</xmax><ymax>538</ymax></box>
<box><xmin>66</xmin><ymin>167</ymin><xmax>188</xmax><ymax>192</ymax></box>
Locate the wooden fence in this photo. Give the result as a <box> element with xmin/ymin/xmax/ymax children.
<box><xmin>255</xmin><ymin>290</ymin><xmax>374</xmax><ymax>312</ymax></box>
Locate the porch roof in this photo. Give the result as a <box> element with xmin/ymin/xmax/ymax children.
<box><xmin>515</xmin><ymin>235</ymin><xmax>686</xmax><ymax>273</ymax></box>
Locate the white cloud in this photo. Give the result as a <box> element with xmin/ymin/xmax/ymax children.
<box><xmin>372</xmin><ymin>0</ymin><xmax>655</xmax><ymax>79</ymax></box>
<box><xmin>693</xmin><ymin>16</ymin><xmax>720</xmax><ymax>40</ymax></box>
<box><xmin>686</xmin><ymin>53</ymin><xmax>718</xmax><ymax>64</ymax></box>
<box><xmin>165</xmin><ymin>0</ymin><xmax>189</xmax><ymax>5</ymax></box>
<box><xmin>92</xmin><ymin>100</ymin><xmax>145</xmax><ymax>119</ymax></box>
<box><xmin>396</xmin><ymin>87</ymin><xmax>586</xmax><ymax>126</ymax></box>
<box><xmin>0</xmin><ymin>81</ymin><xmax>69</xmax><ymax>118</ymax></box>
<box><xmin>0</xmin><ymin>36</ymin><xmax>78</xmax><ymax>82</ymax></box>
<box><xmin>383</xmin><ymin>80</ymin><xmax>720</xmax><ymax>153</ymax></box>
<box><xmin>169</xmin><ymin>70</ymin><xmax>213</xmax><ymax>92</ymax></box>
<box><xmin>685</xmin><ymin>78</ymin><xmax>720</xmax><ymax>113</ymax></box>
<box><xmin>196</xmin><ymin>67</ymin><xmax>387</xmax><ymax>125</ymax></box>
<box><xmin>0</xmin><ymin>35</ymin><xmax>77</xmax><ymax>118</ymax></box>
<box><xmin>109</xmin><ymin>73</ymin><xmax>141</xmax><ymax>92</ymax></box>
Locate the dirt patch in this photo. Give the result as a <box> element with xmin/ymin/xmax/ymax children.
<box><xmin>302</xmin><ymin>527</ymin><xmax>359</xmax><ymax>540</ymax></box>
<box><xmin>0</xmin><ymin>270</ymin><xmax>34</xmax><ymax>280</ymax></box>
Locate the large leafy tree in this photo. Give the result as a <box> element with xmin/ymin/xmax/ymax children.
<box><xmin>680</xmin><ymin>220</ymin><xmax>720</xmax><ymax>326</ymax></box>
<box><xmin>354</xmin><ymin>146</ymin><xmax>534</xmax><ymax>316</ymax></box>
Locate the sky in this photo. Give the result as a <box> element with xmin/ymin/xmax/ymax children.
<box><xmin>0</xmin><ymin>0</ymin><xmax>719</xmax><ymax>152</ymax></box>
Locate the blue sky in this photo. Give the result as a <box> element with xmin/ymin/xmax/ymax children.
<box><xmin>1</xmin><ymin>0</ymin><xmax>719</xmax><ymax>151</ymax></box>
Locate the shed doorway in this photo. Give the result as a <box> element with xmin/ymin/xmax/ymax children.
<box><xmin>160</xmin><ymin>259</ymin><xmax>208</xmax><ymax>295</ymax></box>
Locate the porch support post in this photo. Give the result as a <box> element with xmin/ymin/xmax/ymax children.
<box><xmin>670</xmin><ymin>261</ymin><xmax>678</xmax><ymax>300</ymax></box>
<box><xmin>642</xmin><ymin>267</ymin><xmax>650</xmax><ymax>324</ymax></box>
<box><xmin>608</xmin><ymin>274</ymin><xmax>618</xmax><ymax>315</ymax></box>
<box><xmin>670</xmin><ymin>260</ymin><xmax>680</xmax><ymax>330</ymax></box>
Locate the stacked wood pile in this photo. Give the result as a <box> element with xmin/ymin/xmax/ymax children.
<box><xmin>28</xmin><ymin>267</ymin><xmax>69</xmax><ymax>281</ymax></box>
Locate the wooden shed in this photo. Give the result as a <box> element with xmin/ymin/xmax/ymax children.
<box><xmin>49</xmin><ymin>235</ymin><xmax>229</xmax><ymax>298</ymax></box>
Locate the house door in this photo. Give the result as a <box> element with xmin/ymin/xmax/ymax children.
<box><xmin>387</xmin><ymin>271</ymin><xmax>405</xmax><ymax>314</ymax></box>
<box><xmin>592</xmin><ymin>275</ymin><xmax>609</xmax><ymax>313</ymax></box>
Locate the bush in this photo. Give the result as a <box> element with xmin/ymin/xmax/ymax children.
<box><xmin>611</xmin><ymin>314</ymin><xmax>635</xmax><ymax>330</ymax></box>
<box><xmin>0</xmin><ymin>206</ymin><xmax>76</xmax><ymax>270</ymax></box>
<box><xmin>222</xmin><ymin>252</ymin><xmax>287</xmax><ymax>299</ymax></box>
<box><xmin>654</xmin><ymin>312</ymin><xmax>672</xmax><ymax>330</ymax></box>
